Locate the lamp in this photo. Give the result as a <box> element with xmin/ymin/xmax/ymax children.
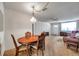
<box><xmin>30</xmin><ymin>3</ymin><xmax>49</xmax><ymax>34</ymax></box>
<box><xmin>30</xmin><ymin>16</ymin><xmax>36</xmax><ymax>23</ymax></box>
<box><xmin>30</xmin><ymin>16</ymin><xmax>36</xmax><ymax>35</ymax></box>
<box><xmin>30</xmin><ymin>6</ymin><xmax>37</xmax><ymax>35</ymax></box>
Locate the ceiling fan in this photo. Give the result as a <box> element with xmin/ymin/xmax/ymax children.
<box><xmin>50</xmin><ymin>18</ymin><xmax>58</xmax><ymax>21</ymax></box>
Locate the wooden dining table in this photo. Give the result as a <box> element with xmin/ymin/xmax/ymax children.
<box><xmin>18</xmin><ymin>35</ymin><xmax>38</xmax><ymax>56</ymax></box>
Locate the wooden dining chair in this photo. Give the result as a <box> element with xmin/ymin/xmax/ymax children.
<box><xmin>30</xmin><ymin>33</ymin><xmax>45</xmax><ymax>56</ymax></box>
<box><xmin>11</xmin><ymin>34</ymin><xmax>27</xmax><ymax>56</ymax></box>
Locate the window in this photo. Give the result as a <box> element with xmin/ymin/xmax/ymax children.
<box><xmin>61</xmin><ymin>22</ymin><xmax>76</xmax><ymax>32</ymax></box>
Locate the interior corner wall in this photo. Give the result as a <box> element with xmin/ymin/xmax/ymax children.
<box><xmin>4</xmin><ymin>8</ymin><xmax>32</xmax><ymax>50</ymax></box>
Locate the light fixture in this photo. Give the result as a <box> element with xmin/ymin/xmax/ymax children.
<box><xmin>33</xmin><ymin>2</ymin><xmax>49</xmax><ymax>12</ymax></box>
<box><xmin>30</xmin><ymin>6</ymin><xmax>37</xmax><ymax>23</ymax></box>
<box><xmin>30</xmin><ymin>3</ymin><xmax>49</xmax><ymax>34</ymax></box>
<box><xmin>54</xmin><ymin>25</ymin><xmax>58</xmax><ymax>28</ymax></box>
<box><xmin>30</xmin><ymin>16</ymin><xmax>36</xmax><ymax>23</ymax></box>
<box><xmin>30</xmin><ymin>2</ymin><xmax>49</xmax><ymax>23</ymax></box>
<box><xmin>30</xmin><ymin>6</ymin><xmax>37</xmax><ymax>35</ymax></box>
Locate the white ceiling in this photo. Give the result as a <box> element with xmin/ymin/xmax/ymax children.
<box><xmin>4</xmin><ymin>2</ymin><xmax>79</xmax><ymax>22</ymax></box>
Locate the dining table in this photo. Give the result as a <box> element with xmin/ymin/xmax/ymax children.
<box><xmin>18</xmin><ymin>35</ymin><xmax>38</xmax><ymax>56</ymax></box>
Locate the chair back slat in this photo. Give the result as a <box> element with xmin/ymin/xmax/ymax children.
<box><xmin>11</xmin><ymin>34</ymin><xmax>18</xmax><ymax>49</ymax></box>
<box><xmin>37</xmin><ymin>33</ymin><xmax>45</xmax><ymax>50</ymax></box>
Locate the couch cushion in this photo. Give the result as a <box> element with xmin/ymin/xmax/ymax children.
<box><xmin>64</xmin><ymin>36</ymin><xmax>78</xmax><ymax>43</ymax></box>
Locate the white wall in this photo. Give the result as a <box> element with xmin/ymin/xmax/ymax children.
<box><xmin>0</xmin><ymin>32</ymin><xmax>4</xmax><ymax>55</ymax></box>
<box><xmin>0</xmin><ymin>10</ymin><xmax>3</xmax><ymax>44</ymax></box>
<box><xmin>0</xmin><ymin>11</ymin><xmax>3</xmax><ymax>31</ymax></box>
<box><xmin>34</xmin><ymin>22</ymin><xmax>51</xmax><ymax>35</ymax></box>
<box><xmin>0</xmin><ymin>32</ymin><xmax>3</xmax><ymax>45</ymax></box>
<box><xmin>51</xmin><ymin>23</ymin><xmax>60</xmax><ymax>35</ymax></box>
<box><xmin>51</xmin><ymin>21</ymin><xmax>79</xmax><ymax>35</ymax></box>
<box><xmin>0</xmin><ymin>2</ymin><xmax>4</xmax><ymax>56</ymax></box>
<box><xmin>4</xmin><ymin>8</ymin><xmax>32</xmax><ymax>50</ymax></box>
<box><xmin>0</xmin><ymin>11</ymin><xmax>3</xmax><ymax>55</ymax></box>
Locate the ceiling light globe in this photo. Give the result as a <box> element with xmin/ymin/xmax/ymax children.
<box><xmin>30</xmin><ymin>16</ymin><xmax>37</xmax><ymax>23</ymax></box>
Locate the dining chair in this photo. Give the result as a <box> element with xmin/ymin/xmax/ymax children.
<box><xmin>11</xmin><ymin>34</ymin><xmax>27</xmax><ymax>56</ymax></box>
<box><xmin>25</xmin><ymin>32</ymin><xmax>31</xmax><ymax>38</ymax></box>
<box><xmin>30</xmin><ymin>33</ymin><xmax>45</xmax><ymax>56</ymax></box>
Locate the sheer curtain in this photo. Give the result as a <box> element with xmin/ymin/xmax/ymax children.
<box><xmin>61</xmin><ymin>22</ymin><xmax>76</xmax><ymax>32</ymax></box>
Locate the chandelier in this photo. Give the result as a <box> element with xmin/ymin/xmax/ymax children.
<box><xmin>30</xmin><ymin>2</ymin><xmax>49</xmax><ymax>23</ymax></box>
<box><xmin>30</xmin><ymin>2</ymin><xmax>49</xmax><ymax>34</ymax></box>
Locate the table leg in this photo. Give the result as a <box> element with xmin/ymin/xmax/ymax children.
<box><xmin>26</xmin><ymin>44</ymin><xmax>29</xmax><ymax>56</ymax></box>
<box><xmin>26</xmin><ymin>44</ymin><xmax>31</xmax><ymax>56</ymax></box>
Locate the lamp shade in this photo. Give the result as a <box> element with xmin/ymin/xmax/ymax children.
<box><xmin>30</xmin><ymin>16</ymin><xmax>37</xmax><ymax>23</ymax></box>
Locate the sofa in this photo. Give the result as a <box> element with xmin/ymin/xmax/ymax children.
<box><xmin>60</xmin><ymin>32</ymin><xmax>68</xmax><ymax>36</ymax></box>
<box><xmin>63</xmin><ymin>31</ymin><xmax>79</xmax><ymax>52</ymax></box>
